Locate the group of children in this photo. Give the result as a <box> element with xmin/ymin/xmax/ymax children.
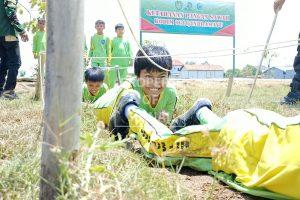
<box><xmin>88</xmin><ymin>20</ymin><xmax>132</xmax><ymax>88</ymax></box>
<box><xmin>32</xmin><ymin>17</ymin><xmax>211</xmax><ymax>138</ymax></box>
<box><xmin>87</xmin><ymin>44</ymin><xmax>211</xmax><ymax>140</ymax></box>
<box><xmin>32</xmin><ymin>18</ymin><xmax>133</xmax><ymax>93</ymax></box>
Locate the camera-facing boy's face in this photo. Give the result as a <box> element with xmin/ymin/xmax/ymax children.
<box><xmin>116</xmin><ymin>28</ymin><xmax>124</xmax><ymax>37</ymax></box>
<box><xmin>87</xmin><ymin>81</ymin><xmax>102</xmax><ymax>96</ymax></box>
<box><xmin>95</xmin><ymin>23</ymin><xmax>105</xmax><ymax>34</ymax></box>
<box><xmin>138</xmin><ymin>69</ymin><xmax>168</xmax><ymax>99</ymax></box>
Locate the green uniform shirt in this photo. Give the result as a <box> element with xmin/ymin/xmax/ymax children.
<box><xmin>124</xmin><ymin>78</ymin><xmax>177</xmax><ymax>123</ymax></box>
<box><xmin>88</xmin><ymin>34</ymin><xmax>111</xmax><ymax>66</ymax></box>
<box><xmin>32</xmin><ymin>31</ymin><xmax>46</xmax><ymax>54</ymax></box>
<box><xmin>110</xmin><ymin>37</ymin><xmax>133</xmax><ymax>86</ymax></box>
<box><xmin>0</xmin><ymin>0</ymin><xmax>24</xmax><ymax>36</ymax></box>
<box><xmin>82</xmin><ymin>83</ymin><xmax>108</xmax><ymax>103</ymax></box>
<box><xmin>111</xmin><ymin>37</ymin><xmax>132</xmax><ymax>67</ymax></box>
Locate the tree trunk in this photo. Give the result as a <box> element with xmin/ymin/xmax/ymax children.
<box><xmin>39</xmin><ymin>0</ymin><xmax>84</xmax><ymax>199</ymax></box>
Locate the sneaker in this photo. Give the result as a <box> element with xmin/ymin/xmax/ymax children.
<box><xmin>170</xmin><ymin>98</ymin><xmax>212</xmax><ymax>132</ymax></box>
<box><xmin>2</xmin><ymin>90</ymin><xmax>19</xmax><ymax>100</ymax></box>
<box><xmin>280</xmin><ymin>92</ymin><xmax>300</xmax><ymax>105</ymax></box>
<box><xmin>109</xmin><ymin>90</ymin><xmax>140</xmax><ymax>140</ymax></box>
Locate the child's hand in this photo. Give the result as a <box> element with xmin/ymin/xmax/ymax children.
<box><xmin>157</xmin><ymin>111</ymin><xmax>169</xmax><ymax>125</ymax></box>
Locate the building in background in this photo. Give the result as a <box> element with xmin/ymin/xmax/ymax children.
<box><xmin>262</xmin><ymin>66</ymin><xmax>295</xmax><ymax>79</ymax></box>
<box><xmin>171</xmin><ymin>61</ymin><xmax>224</xmax><ymax>79</ymax></box>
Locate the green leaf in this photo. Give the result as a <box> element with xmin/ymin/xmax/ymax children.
<box><xmin>80</xmin><ymin>132</ymin><xmax>93</xmax><ymax>148</ymax></box>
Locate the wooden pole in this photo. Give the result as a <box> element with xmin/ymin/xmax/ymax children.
<box><xmin>34</xmin><ymin>52</ymin><xmax>46</xmax><ymax>102</ymax></box>
<box><xmin>39</xmin><ymin>0</ymin><xmax>84</xmax><ymax>199</ymax></box>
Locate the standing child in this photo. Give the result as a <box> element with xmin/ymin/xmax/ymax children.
<box><xmin>32</xmin><ymin>18</ymin><xmax>46</xmax><ymax>100</ymax></box>
<box><xmin>88</xmin><ymin>20</ymin><xmax>111</xmax><ymax>86</ymax></box>
<box><xmin>83</xmin><ymin>67</ymin><xmax>108</xmax><ymax>103</ymax></box>
<box><xmin>88</xmin><ymin>20</ymin><xmax>111</xmax><ymax>67</ymax></box>
<box><xmin>32</xmin><ymin>18</ymin><xmax>46</xmax><ymax>59</ymax></box>
<box><xmin>110</xmin><ymin>23</ymin><xmax>132</xmax><ymax>88</ymax></box>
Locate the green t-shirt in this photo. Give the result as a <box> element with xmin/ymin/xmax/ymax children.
<box><xmin>88</xmin><ymin>34</ymin><xmax>111</xmax><ymax>66</ymax></box>
<box><xmin>82</xmin><ymin>83</ymin><xmax>108</xmax><ymax>103</ymax></box>
<box><xmin>124</xmin><ymin>78</ymin><xmax>177</xmax><ymax>123</ymax></box>
<box><xmin>32</xmin><ymin>31</ymin><xmax>46</xmax><ymax>54</ymax></box>
<box><xmin>111</xmin><ymin>37</ymin><xmax>132</xmax><ymax>67</ymax></box>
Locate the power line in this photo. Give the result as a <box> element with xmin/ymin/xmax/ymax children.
<box><xmin>87</xmin><ymin>42</ymin><xmax>299</xmax><ymax>59</ymax></box>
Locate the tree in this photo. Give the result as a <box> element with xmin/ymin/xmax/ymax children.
<box><xmin>264</xmin><ymin>50</ymin><xmax>279</xmax><ymax>78</ymax></box>
<box><xmin>242</xmin><ymin>64</ymin><xmax>261</xmax><ymax>77</ymax></box>
<box><xmin>225</xmin><ymin>69</ymin><xmax>242</xmax><ymax>77</ymax></box>
<box><xmin>39</xmin><ymin>0</ymin><xmax>84</xmax><ymax>199</ymax></box>
<box><xmin>21</xmin><ymin>0</ymin><xmax>46</xmax><ymax>33</ymax></box>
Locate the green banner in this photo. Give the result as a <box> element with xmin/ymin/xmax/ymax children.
<box><xmin>140</xmin><ymin>0</ymin><xmax>235</xmax><ymax>36</ymax></box>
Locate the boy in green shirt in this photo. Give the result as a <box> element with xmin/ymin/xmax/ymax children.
<box><xmin>83</xmin><ymin>67</ymin><xmax>108</xmax><ymax>103</ymax></box>
<box><xmin>94</xmin><ymin>45</ymin><xmax>212</xmax><ymax>139</ymax></box>
<box><xmin>110</xmin><ymin>23</ymin><xmax>132</xmax><ymax>88</ymax></box>
<box><xmin>108</xmin><ymin>45</ymin><xmax>178</xmax><ymax>138</ymax></box>
<box><xmin>32</xmin><ymin>18</ymin><xmax>46</xmax><ymax>59</ymax></box>
<box><xmin>88</xmin><ymin>20</ymin><xmax>111</xmax><ymax>67</ymax></box>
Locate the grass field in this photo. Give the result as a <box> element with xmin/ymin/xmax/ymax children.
<box><xmin>0</xmin><ymin>79</ymin><xmax>299</xmax><ymax>199</ymax></box>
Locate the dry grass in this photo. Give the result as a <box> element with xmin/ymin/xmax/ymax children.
<box><xmin>0</xmin><ymin>80</ymin><xmax>299</xmax><ymax>199</ymax></box>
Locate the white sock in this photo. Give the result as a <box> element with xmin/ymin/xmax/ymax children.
<box><xmin>124</xmin><ymin>104</ymin><xmax>137</xmax><ymax>118</ymax></box>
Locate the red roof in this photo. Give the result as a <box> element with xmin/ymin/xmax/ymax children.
<box><xmin>172</xmin><ymin>59</ymin><xmax>184</xmax><ymax>66</ymax></box>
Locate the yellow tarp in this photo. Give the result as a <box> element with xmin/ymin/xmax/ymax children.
<box><xmin>93</xmin><ymin>87</ymin><xmax>300</xmax><ymax>199</ymax></box>
<box><xmin>212</xmin><ymin>109</ymin><xmax>300</xmax><ymax>199</ymax></box>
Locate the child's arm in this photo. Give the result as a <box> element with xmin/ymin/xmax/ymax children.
<box><xmin>106</xmin><ymin>38</ymin><xmax>111</xmax><ymax>66</ymax></box>
<box><xmin>157</xmin><ymin>111</ymin><xmax>169</xmax><ymax>125</ymax></box>
<box><xmin>88</xmin><ymin>36</ymin><xmax>94</xmax><ymax>59</ymax></box>
<box><xmin>164</xmin><ymin>93</ymin><xmax>178</xmax><ymax>124</ymax></box>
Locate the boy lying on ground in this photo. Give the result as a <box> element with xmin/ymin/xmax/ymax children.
<box><xmin>95</xmin><ymin>44</ymin><xmax>212</xmax><ymax>138</ymax></box>
<box><xmin>82</xmin><ymin>67</ymin><xmax>108</xmax><ymax>103</ymax></box>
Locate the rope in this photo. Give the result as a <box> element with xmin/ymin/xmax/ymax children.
<box><xmin>18</xmin><ymin>2</ymin><xmax>32</xmax><ymax>22</ymax></box>
<box><xmin>116</xmin><ymin>0</ymin><xmax>171</xmax><ymax>72</ymax></box>
<box><xmin>87</xmin><ymin>42</ymin><xmax>299</xmax><ymax>59</ymax></box>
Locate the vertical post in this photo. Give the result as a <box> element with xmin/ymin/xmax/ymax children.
<box><xmin>140</xmin><ymin>31</ymin><xmax>143</xmax><ymax>46</ymax></box>
<box><xmin>116</xmin><ymin>65</ymin><xmax>121</xmax><ymax>85</ymax></box>
<box><xmin>39</xmin><ymin>0</ymin><xmax>84</xmax><ymax>199</ymax></box>
<box><xmin>233</xmin><ymin>35</ymin><xmax>236</xmax><ymax>76</ymax></box>
<box><xmin>34</xmin><ymin>52</ymin><xmax>46</xmax><ymax>103</ymax></box>
<box><xmin>226</xmin><ymin>35</ymin><xmax>235</xmax><ymax>97</ymax></box>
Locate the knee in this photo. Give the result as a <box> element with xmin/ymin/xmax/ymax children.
<box><xmin>197</xmin><ymin>98</ymin><xmax>212</xmax><ymax>110</ymax></box>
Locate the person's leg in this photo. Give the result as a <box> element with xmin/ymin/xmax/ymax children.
<box><xmin>281</xmin><ymin>33</ymin><xmax>300</xmax><ymax>104</ymax></box>
<box><xmin>108</xmin><ymin>67</ymin><xmax>117</xmax><ymax>88</ymax></box>
<box><xmin>170</xmin><ymin>98</ymin><xmax>212</xmax><ymax>132</ymax></box>
<box><xmin>119</xmin><ymin>66</ymin><xmax>128</xmax><ymax>82</ymax></box>
<box><xmin>2</xmin><ymin>39</ymin><xmax>21</xmax><ymax>99</ymax></box>
<box><xmin>0</xmin><ymin>37</ymin><xmax>8</xmax><ymax>95</ymax></box>
<box><xmin>109</xmin><ymin>90</ymin><xmax>141</xmax><ymax>139</ymax></box>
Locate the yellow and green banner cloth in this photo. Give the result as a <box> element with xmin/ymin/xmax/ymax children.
<box><xmin>93</xmin><ymin>87</ymin><xmax>300</xmax><ymax>200</ymax></box>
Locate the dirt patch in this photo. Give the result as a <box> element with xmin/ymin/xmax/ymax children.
<box><xmin>178</xmin><ymin>168</ymin><xmax>264</xmax><ymax>200</ymax></box>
